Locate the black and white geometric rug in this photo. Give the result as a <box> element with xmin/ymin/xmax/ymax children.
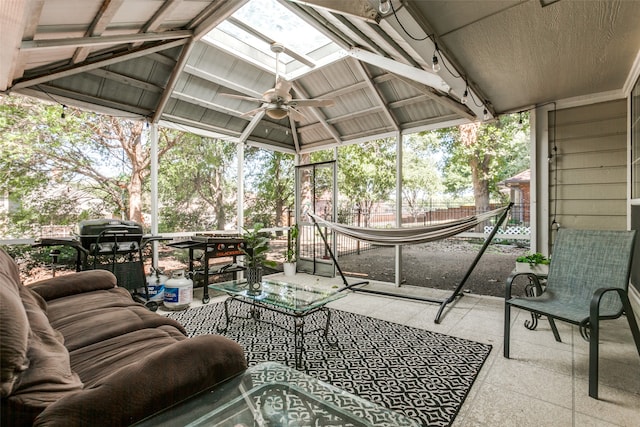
<box><xmin>166</xmin><ymin>302</ymin><xmax>491</xmax><ymax>427</ymax></box>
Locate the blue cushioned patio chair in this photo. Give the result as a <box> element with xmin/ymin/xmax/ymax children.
<box><xmin>504</xmin><ymin>228</ymin><xmax>640</xmax><ymax>399</ymax></box>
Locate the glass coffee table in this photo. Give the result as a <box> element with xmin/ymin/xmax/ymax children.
<box><xmin>134</xmin><ymin>361</ymin><xmax>420</xmax><ymax>426</ymax></box>
<box><xmin>208</xmin><ymin>278</ymin><xmax>346</xmax><ymax>369</ymax></box>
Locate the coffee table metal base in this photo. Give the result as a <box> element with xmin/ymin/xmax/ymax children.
<box><xmin>218</xmin><ymin>296</ymin><xmax>338</xmax><ymax>369</ymax></box>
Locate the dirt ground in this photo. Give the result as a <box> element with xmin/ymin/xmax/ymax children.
<box><xmin>335</xmin><ymin>238</ymin><xmax>529</xmax><ymax>297</ymax></box>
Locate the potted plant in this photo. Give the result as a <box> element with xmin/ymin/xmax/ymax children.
<box><xmin>283</xmin><ymin>224</ymin><xmax>299</xmax><ymax>277</ymax></box>
<box><xmin>241</xmin><ymin>223</ymin><xmax>277</xmax><ymax>294</ymax></box>
<box><xmin>515</xmin><ymin>252</ymin><xmax>550</xmax><ymax>275</ymax></box>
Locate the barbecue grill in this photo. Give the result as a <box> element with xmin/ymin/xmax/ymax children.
<box><xmin>77</xmin><ymin>218</ymin><xmax>144</xmax><ymax>255</ymax></box>
<box><xmin>77</xmin><ymin>219</ymin><xmax>157</xmax><ymax>310</ymax></box>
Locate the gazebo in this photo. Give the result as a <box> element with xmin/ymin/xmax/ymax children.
<box><xmin>2</xmin><ymin>0</ymin><xmax>640</xmax><ymax>314</ymax></box>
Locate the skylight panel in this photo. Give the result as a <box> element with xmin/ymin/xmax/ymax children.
<box><xmin>232</xmin><ymin>0</ymin><xmax>332</xmax><ymax>58</ymax></box>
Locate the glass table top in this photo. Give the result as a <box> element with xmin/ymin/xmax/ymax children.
<box><xmin>209</xmin><ymin>278</ymin><xmax>346</xmax><ymax>313</ymax></box>
<box><xmin>134</xmin><ymin>361</ymin><xmax>420</xmax><ymax>427</ymax></box>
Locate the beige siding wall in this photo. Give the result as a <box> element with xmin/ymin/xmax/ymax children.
<box><xmin>549</xmin><ymin>99</ymin><xmax>640</xmax><ymax>322</ymax></box>
<box><xmin>631</xmin><ymin>287</ymin><xmax>640</xmax><ymax>327</ymax></box>
<box><xmin>549</xmin><ymin>99</ymin><xmax>627</xmax><ymax>230</ymax></box>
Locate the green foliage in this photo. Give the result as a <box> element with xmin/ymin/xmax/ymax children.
<box><xmin>0</xmin><ymin>94</ymin><xmax>164</xmax><ymax>229</ymax></box>
<box><xmin>241</xmin><ymin>223</ymin><xmax>277</xmax><ymax>268</ymax></box>
<box><xmin>0</xmin><ymin>244</ymin><xmax>79</xmax><ymax>273</ymax></box>
<box><xmin>402</xmin><ymin>135</ymin><xmax>444</xmax><ymax>218</ymax></box>
<box><xmin>337</xmin><ymin>139</ymin><xmax>396</xmax><ymax>213</ymax></box>
<box><xmin>1</xmin><ymin>96</ymin><xmax>109</xmax><ymax>234</ymax></box>
<box><xmin>285</xmin><ymin>223</ymin><xmax>299</xmax><ymax>263</ymax></box>
<box><xmin>1</xmin><ymin>94</ymin><xmax>531</xmax><ymax>243</ymax></box>
<box><xmin>516</xmin><ymin>252</ymin><xmax>550</xmax><ymax>266</ymax></box>
<box><xmin>158</xmin><ymin>135</ymin><xmax>237</xmax><ymax>232</ymax></box>
<box><xmin>244</xmin><ymin>148</ymin><xmax>294</xmax><ymax>228</ymax></box>
<box><xmin>423</xmin><ymin>113</ymin><xmax>530</xmax><ymax>201</ymax></box>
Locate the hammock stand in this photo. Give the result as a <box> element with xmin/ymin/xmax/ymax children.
<box><xmin>309</xmin><ymin>202</ymin><xmax>513</xmax><ymax>323</ymax></box>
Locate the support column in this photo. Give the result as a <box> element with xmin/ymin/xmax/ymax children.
<box><xmin>333</xmin><ymin>148</ymin><xmax>339</xmax><ymax>278</ymax></box>
<box><xmin>395</xmin><ymin>132</ymin><xmax>403</xmax><ymax>287</ymax></box>
<box><xmin>533</xmin><ymin>105</ymin><xmax>552</xmax><ymax>255</ymax></box>
<box><xmin>237</xmin><ymin>143</ymin><xmax>244</xmax><ymax>231</ymax></box>
<box><xmin>237</xmin><ymin>143</ymin><xmax>245</xmax><ymax>279</ymax></box>
<box><xmin>149</xmin><ymin>122</ymin><xmax>159</xmax><ymax>268</ymax></box>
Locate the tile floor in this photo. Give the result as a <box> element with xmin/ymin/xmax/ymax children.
<box><xmin>178</xmin><ymin>273</ymin><xmax>640</xmax><ymax>427</ymax></box>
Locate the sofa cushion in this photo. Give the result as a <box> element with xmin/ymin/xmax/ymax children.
<box><xmin>44</xmin><ymin>287</ymin><xmax>141</xmax><ymax>323</ymax></box>
<box><xmin>5</xmin><ymin>283</ymin><xmax>84</xmax><ymax>423</ymax></box>
<box><xmin>33</xmin><ymin>335</ymin><xmax>247</xmax><ymax>427</ymax></box>
<box><xmin>0</xmin><ymin>259</ymin><xmax>30</xmax><ymax>397</ymax></box>
<box><xmin>49</xmin><ymin>303</ymin><xmax>187</xmax><ymax>352</ymax></box>
<box><xmin>28</xmin><ymin>270</ymin><xmax>117</xmax><ymax>301</ymax></box>
<box><xmin>69</xmin><ymin>325</ymin><xmax>188</xmax><ymax>387</ymax></box>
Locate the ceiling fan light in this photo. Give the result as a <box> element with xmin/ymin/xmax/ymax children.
<box><xmin>379</xmin><ymin>0</ymin><xmax>391</xmax><ymax>14</ymax></box>
<box><xmin>265</xmin><ymin>106</ymin><xmax>288</xmax><ymax>120</ymax></box>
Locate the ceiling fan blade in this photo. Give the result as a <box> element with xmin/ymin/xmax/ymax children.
<box><xmin>289</xmin><ymin>98</ymin><xmax>335</xmax><ymax>108</ymax></box>
<box><xmin>289</xmin><ymin>106</ymin><xmax>307</xmax><ymax>122</ymax></box>
<box><xmin>221</xmin><ymin>93</ymin><xmax>264</xmax><ymax>103</ymax></box>
<box><xmin>240</xmin><ymin>107</ymin><xmax>266</xmax><ymax>118</ymax></box>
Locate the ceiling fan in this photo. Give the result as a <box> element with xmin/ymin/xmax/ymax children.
<box><xmin>223</xmin><ymin>43</ymin><xmax>334</xmax><ymax>121</ymax></box>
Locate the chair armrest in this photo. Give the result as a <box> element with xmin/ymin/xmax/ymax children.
<box><xmin>590</xmin><ymin>287</ymin><xmax>626</xmax><ymax>321</ymax></box>
<box><xmin>33</xmin><ymin>335</ymin><xmax>247</xmax><ymax>427</ymax></box>
<box><xmin>505</xmin><ymin>272</ymin><xmax>542</xmax><ymax>300</ymax></box>
<box><xmin>27</xmin><ymin>270</ymin><xmax>117</xmax><ymax>301</ymax></box>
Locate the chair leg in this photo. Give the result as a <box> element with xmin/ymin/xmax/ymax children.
<box><xmin>504</xmin><ymin>303</ymin><xmax>511</xmax><ymax>358</ymax></box>
<box><xmin>589</xmin><ymin>289</ymin><xmax>640</xmax><ymax>399</ymax></box>
<box><xmin>589</xmin><ymin>314</ymin><xmax>599</xmax><ymax>399</ymax></box>
<box><xmin>548</xmin><ymin>317</ymin><xmax>562</xmax><ymax>342</ymax></box>
<box><xmin>620</xmin><ymin>297</ymin><xmax>640</xmax><ymax>357</ymax></box>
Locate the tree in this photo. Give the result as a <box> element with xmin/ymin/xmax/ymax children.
<box><xmin>1</xmin><ymin>95</ymin><xmax>100</xmax><ymax>234</ymax></box>
<box><xmin>294</xmin><ymin>144</ymin><xmax>397</xmax><ymax>225</ymax></box>
<box><xmin>426</xmin><ymin>113</ymin><xmax>530</xmax><ymax>211</ymax></box>
<box><xmin>337</xmin><ymin>139</ymin><xmax>396</xmax><ymax>225</ymax></box>
<box><xmin>244</xmin><ymin>148</ymin><xmax>294</xmax><ymax>228</ymax></box>
<box><xmin>0</xmin><ymin>95</ymin><xmax>181</xmax><ymax>227</ymax></box>
<box><xmin>158</xmin><ymin>135</ymin><xmax>237</xmax><ymax>231</ymax></box>
<box><xmin>402</xmin><ymin>135</ymin><xmax>443</xmax><ymax>221</ymax></box>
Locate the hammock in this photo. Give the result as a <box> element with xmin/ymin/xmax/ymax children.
<box><xmin>307</xmin><ymin>205</ymin><xmax>508</xmax><ymax>246</ymax></box>
<box><xmin>307</xmin><ymin>203</ymin><xmax>514</xmax><ymax>324</ymax></box>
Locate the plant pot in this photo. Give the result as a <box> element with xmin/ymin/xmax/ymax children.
<box><xmin>283</xmin><ymin>262</ymin><xmax>296</xmax><ymax>277</ymax></box>
<box><xmin>515</xmin><ymin>262</ymin><xmax>549</xmax><ymax>276</ymax></box>
<box><xmin>246</xmin><ymin>267</ymin><xmax>263</xmax><ymax>295</ymax></box>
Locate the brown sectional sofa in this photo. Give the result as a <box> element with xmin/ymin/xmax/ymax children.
<box><xmin>0</xmin><ymin>249</ymin><xmax>247</xmax><ymax>426</ymax></box>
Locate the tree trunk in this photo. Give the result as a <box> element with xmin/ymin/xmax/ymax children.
<box><xmin>129</xmin><ymin>171</ymin><xmax>143</xmax><ymax>223</ymax></box>
<box><xmin>460</xmin><ymin>122</ymin><xmax>491</xmax><ymax>230</ymax></box>
<box><xmin>127</xmin><ymin>128</ymin><xmax>145</xmax><ymax>224</ymax></box>
<box><xmin>214</xmin><ymin>168</ymin><xmax>225</xmax><ymax>230</ymax></box>
<box><xmin>275</xmin><ymin>198</ymin><xmax>284</xmax><ymax>228</ymax></box>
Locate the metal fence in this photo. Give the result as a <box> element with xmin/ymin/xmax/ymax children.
<box><xmin>3</xmin><ymin>201</ymin><xmax>529</xmax><ymax>257</ymax></box>
<box><xmin>330</xmin><ymin>201</ymin><xmax>530</xmax><ymax>256</ymax></box>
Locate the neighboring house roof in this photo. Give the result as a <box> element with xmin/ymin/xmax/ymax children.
<box><xmin>501</xmin><ymin>169</ymin><xmax>531</xmax><ymax>187</ymax></box>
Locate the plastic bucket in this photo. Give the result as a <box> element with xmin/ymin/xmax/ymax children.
<box><xmin>163</xmin><ymin>270</ymin><xmax>193</xmax><ymax>310</ymax></box>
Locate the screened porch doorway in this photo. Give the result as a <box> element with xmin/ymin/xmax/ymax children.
<box><xmin>295</xmin><ymin>161</ymin><xmax>337</xmax><ymax>278</ymax></box>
